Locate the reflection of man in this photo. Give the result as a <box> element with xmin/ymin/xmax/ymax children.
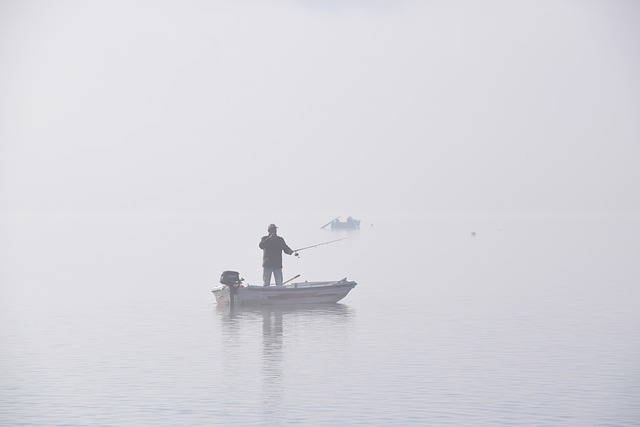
<box><xmin>258</xmin><ymin>224</ymin><xmax>294</xmax><ymax>286</ymax></box>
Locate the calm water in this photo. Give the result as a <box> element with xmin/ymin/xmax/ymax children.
<box><xmin>1</xmin><ymin>213</ymin><xmax>639</xmax><ymax>426</ymax></box>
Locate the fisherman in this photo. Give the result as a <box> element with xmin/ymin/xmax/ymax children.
<box><xmin>259</xmin><ymin>224</ymin><xmax>294</xmax><ymax>286</ymax></box>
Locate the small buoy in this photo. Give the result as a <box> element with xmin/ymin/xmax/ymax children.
<box><xmin>471</xmin><ymin>232</ymin><xmax>476</xmax><ymax>237</ymax></box>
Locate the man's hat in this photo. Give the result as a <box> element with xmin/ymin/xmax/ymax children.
<box><xmin>268</xmin><ymin>224</ymin><xmax>277</xmax><ymax>230</ymax></box>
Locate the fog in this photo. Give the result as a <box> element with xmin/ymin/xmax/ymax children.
<box><xmin>1</xmin><ymin>0</ymin><xmax>639</xmax><ymax>219</ymax></box>
<box><xmin>2</xmin><ymin>4</ymin><xmax>640</xmax><ymax>424</ymax></box>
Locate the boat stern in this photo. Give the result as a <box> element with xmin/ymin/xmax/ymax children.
<box><xmin>211</xmin><ymin>285</ymin><xmax>230</xmax><ymax>304</ymax></box>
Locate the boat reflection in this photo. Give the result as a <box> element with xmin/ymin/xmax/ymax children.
<box><xmin>215</xmin><ymin>303</ymin><xmax>355</xmax><ymax>419</ymax></box>
<box><xmin>217</xmin><ymin>302</ymin><xmax>353</xmax><ymax>317</ymax></box>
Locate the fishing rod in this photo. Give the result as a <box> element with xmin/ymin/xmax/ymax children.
<box><xmin>293</xmin><ymin>237</ymin><xmax>347</xmax><ymax>256</ymax></box>
<box><xmin>320</xmin><ymin>216</ymin><xmax>340</xmax><ymax>229</ymax></box>
<box><xmin>282</xmin><ymin>274</ymin><xmax>300</xmax><ymax>285</ymax></box>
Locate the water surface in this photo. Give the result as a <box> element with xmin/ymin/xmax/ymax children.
<box><xmin>1</xmin><ymin>213</ymin><xmax>638</xmax><ymax>425</ymax></box>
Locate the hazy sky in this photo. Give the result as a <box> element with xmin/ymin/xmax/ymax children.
<box><xmin>1</xmin><ymin>0</ymin><xmax>639</xmax><ymax>217</ymax></box>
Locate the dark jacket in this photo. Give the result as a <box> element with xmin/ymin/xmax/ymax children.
<box><xmin>259</xmin><ymin>235</ymin><xmax>293</xmax><ymax>268</ymax></box>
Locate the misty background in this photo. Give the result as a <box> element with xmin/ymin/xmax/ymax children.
<box><xmin>2</xmin><ymin>2</ymin><xmax>640</xmax><ymax>425</ymax></box>
<box><xmin>1</xmin><ymin>0</ymin><xmax>638</xmax><ymax>219</ymax></box>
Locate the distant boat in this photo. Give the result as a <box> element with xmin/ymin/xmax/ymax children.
<box><xmin>212</xmin><ymin>278</ymin><xmax>357</xmax><ymax>306</ymax></box>
<box><xmin>321</xmin><ymin>216</ymin><xmax>361</xmax><ymax>230</ymax></box>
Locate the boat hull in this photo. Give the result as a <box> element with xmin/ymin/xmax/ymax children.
<box><xmin>212</xmin><ymin>280</ymin><xmax>357</xmax><ymax>306</ymax></box>
<box><xmin>330</xmin><ymin>221</ymin><xmax>360</xmax><ymax>229</ymax></box>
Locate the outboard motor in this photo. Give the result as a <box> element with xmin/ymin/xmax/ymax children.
<box><xmin>220</xmin><ymin>270</ymin><xmax>242</xmax><ymax>286</ymax></box>
<box><xmin>220</xmin><ymin>271</ymin><xmax>243</xmax><ymax>308</ymax></box>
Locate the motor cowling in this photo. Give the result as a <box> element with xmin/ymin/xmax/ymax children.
<box><xmin>220</xmin><ymin>270</ymin><xmax>242</xmax><ymax>286</ymax></box>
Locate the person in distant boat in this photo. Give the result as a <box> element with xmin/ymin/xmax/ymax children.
<box><xmin>259</xmin><ymin>223</ymin><xmax>294</xmax><ymax>287</ymax></box>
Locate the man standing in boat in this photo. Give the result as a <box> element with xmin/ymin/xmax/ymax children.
<box><xmin>259</xmin><ymin>223</ymin><xmax>294</xmax><ymax>287</ymax></box>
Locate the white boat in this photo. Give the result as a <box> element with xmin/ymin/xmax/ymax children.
<box><xmin>212</xmin><ymin>278</ymin><xmax>357</xmax><ymax>306</ymax></box>
<box><xmin>321</xmin><ymin>216</ymin><xmax>361</xmax><ymax>230</ymax></box>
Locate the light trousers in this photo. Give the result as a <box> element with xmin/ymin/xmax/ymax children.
<box><xmin>263</xmin><ymin>267</ymin><xmax>283</xmax><ymax>286</ymax></box>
